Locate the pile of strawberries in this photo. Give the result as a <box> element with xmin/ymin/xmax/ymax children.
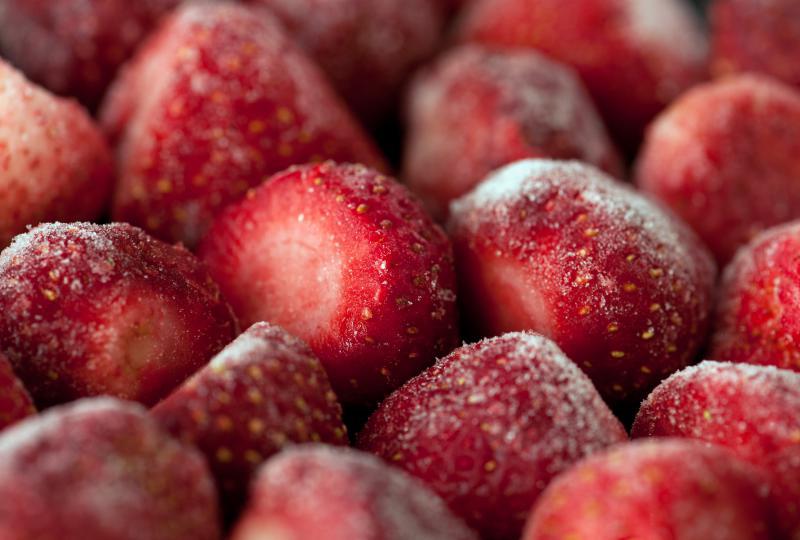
<box><xmin>0</xmin><ymin>0</ymin><xmax>799</xmax><ymax>539</ymax></box>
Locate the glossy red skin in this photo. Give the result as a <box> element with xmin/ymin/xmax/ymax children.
<box><xmin>0</xmin><ymin>352</ymin><xmax>35</xmax><ymax>430</ymax></box>
<box><xmin>358</xmin><ymin>332</ymin><xmax>627</xmax><ymax>540</ymax></box>
<box><xmin>0</xmin><ymin>222</ymin><xmax>238</xmax><ymax>408</ymax></box>
<box><xmin>101</xmin><ymin>3</ymin><xmax>386</xmax><ymax>248</ymax></box>
<box><xmin>248</xmin><ymin>0</ymin><xmax>445</xmax><ymax>127</ymax></box>
<box><xmin>0</xmin><ymin>398</ymin><xmax>220</xmax><ymax>540</ymax></box>
<box><xmin>712</xmin><ymin>0</ymin><xmax>800</xmax><ymax>90</ymax></box>
<box><xmin>199</xmin><ymin>162</ymin><xmax>459</xmax><ymax>406</ymax></box>
<box><xmin>636</xmin><ymin>75</ymin><xmax>800</xmax><ymax>265</ymax></box>
<box><xmin>403</xmin><ymin>45</ymin><xmax>623</xmax><ymax>220</ymax></box>
<box><xmin>0</xmin><ymin>0</ymin><xmax>188</xmax><ymax>109</ymax></box>
<box><xmin>456</xmin><ymin>0</ymin><xmax>708</xmax><ymax>153</ymax></box>
<box><xmin>231</xmin><ymin>445</ymin><xmax>480</xmax><ymax>540</ymax></box>
<box><xmin>0</xmin><ymin>60</ymin><xmax>113</xmax><ymax>249</ymax></box>
<box><xmin>632</xmin><ymin>361</ymin><xmax>800</xmax><ymax>539</ymax></box>
<box><xmin>152</xmin><ymin>322</ymin><xmax>348</xmax><ymax>514</ymax></box>
<box><xmin>522</xmin><ymin>439</ymin><xmax>777</xmax><ymax>540</ymax></box>
<box><xmin>448</xmin><ymin>160</ymin><xmax>716</xmax><ymax>411</ymax></box>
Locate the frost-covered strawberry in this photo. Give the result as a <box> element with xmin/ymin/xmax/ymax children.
<box><xmin>358</xmin><ymin>332</ymin><xmax>627</xmax><ymax>540</ymax></box>
<box><xmin>0</xmin><ymin>222</ymin><xmax>238</xmax><ymax>407</ymax></box>
<box><xmin>403</xmin><ymin>45</ymin><xmax>622</xmax><ymax>220</ymax></box>
<box><xmin>448</xmin><ymin>159</ymin><xmax>716</xmax><ymax>410</ymax></box>
<box><xmin>231</xmin><ymin>445</ymin><xmax>479</xmax><ymax>540</ymax></box>
<box><xmin>199</xmin><ymin>162</ymin><xmax>459</xmax><ymax>405</ymax></box>
<box><xmin>101</xmin><ymin>3</ymin><xmax>386</xmax><ymax>248</ymax></box>
<box><xmin>152</xmin><ymin>323</ymin><xmax>348</xmax><ymax>514</ymax></box>
<box><xmin>523</xmin><ymin>439</ymin><xmax>777</xmax><ymax>540</ymax></box>
<box><xmin>0</xmin><ymin>352</ymin><xmax>34</xmax><ymax>430</ymax></box>
<box><xmin>0</xmin><ymin>60</ymin><xmax>113</xmax><ymax>249</ymax></box>
<box><xmin>0</xmin><ymin>398</ymin><xmax>220</xmax><ymax>540</ymax></box>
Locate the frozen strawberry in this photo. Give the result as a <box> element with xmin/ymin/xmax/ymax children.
<box><xmin>403</xmin><ymin>45</ymin><xmax>623</xmax><ymax>220</ymax></box>
<box><xmin>248</xmin><ymin>0</ymin><xmax>445</xmax><ymax>127</ymax></box>
<box><xmin>632</xmin><ymin>361</ymin><xmax>800</xmax><ymax>538</ymax></box>
<box><xmin>152</xmin><ymin>322</ymin><xmax>348</xmax><ymax>514</ymax></box>
<box><xmin>0</xmin><ymin>222</ymin><xmax>238</xmax><ymax>408</ymax></box>
<box><xmin>0</xmin><ymin>59</ymin><xmax>113</xmax><ymax>249</ymax></box>
<box><xmin>710</xmin><ymin>221</ymin><xmax>800</xmax><ymax>373</ymax></box>
<box><xmin>357</xmin><ymin>332</ymin><xmax>627</xmax><ymax>540</ymax></box>
<box><xmin>0</xmin><ymin>352</ymin><xmax>34</xmax><ymax>430</ymax></box>
<box><xmin>0</xmin><ymin>397</ymin><xmax>220</xmax><ymax>540</ymax></box>
<box><xmin>0</xmin><ymin>0</ymin><xmax>188</xmax><ymax>109</ymax></box>
<box><xmin>456</xmin><ymin>0</ymin><xmax>708</xmax><ymax>152</ymax></box>
<box><xmin>636</xmin><ymin>75</ymin><xmax>800</xmax><ymax>265</ymax></box>
<box><xmin>712</xmin><ymin>0</ymin><xmax>800</xmax><ymax>90</ymax></box>
<box><xmin>101</xmin><ymin>3</ymin><xmax>386</xmax><ymax>248</ymax></box>
<box><xmin>199</xmin><ymin>162</ymin><xmax>459</xmax><ymax>405</ymax></box>
<box><xmin>448</xmin><ymin>159</ymin><xmax>716</xmax><ymax>410</ymax></box>
<box><xmin>231</xmin><ymin>445</ymin><xmax>479</xmax><ymax>540</ymax></box>
<box><xmin>522</xmin><ymin>439</ymin><xmax>777</xmax><ymax>540</ymax></box>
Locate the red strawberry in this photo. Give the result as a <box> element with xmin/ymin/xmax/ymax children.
<box><xmin>357</xmin><ymin>332</ymin><xmax>627</xmax><ymax>540</ymax></box>
<box><xmin>403</xmin><ymin>45</ymin><xmax>623</xmax><ymax>220</ymax></box>
<box><xmin>231</xmin><ymin>445</ymin><xmax>480</xmax><ymax>540</ymax></box>
<box><xmin>0</xmin><ymin>59</ymin><xmax>113</xmax><ymax>249</ymax></box>
<box><xmin>0</xmin><ymin>222</ymin><xmax>238</xmax><ymax>408</ymax></box>
<box><xmin>712</xmin><ymin>0</ymin><xmax>800</xmax><ymax>90</ymax></box>
<box><xmin>0</xmin><ymin>352</ymin><xmax>35</xmax><ymax>430</ymax></box>
<box><xmin>152</xmin><ymin>322</ymin><xmax>348</xmax><ymax>514</ymax></box>
<box><xmin>199</xmin><ymin>162</ymin><xmax>459</xmax><ymax>405</ymax></box>
<box><xmin>522</xmin><ymin>439</ymin><xmax>777</xmax><ymax>540</ymax></box>
<box><xmin>247</xmin><ymin>0</ymin><xmax>445</xmax><ymax>127</ymax></box>
<box><xmin>636</xmin><ymin>75</ymin><xmax>800</xmax><ymax>265</ymax></box>
<box><xmin>101</xmin><ymin>3</ymin><xmax>386</xmax><ymax>248</ymax></box>
<box><xmin>632</xmin><ymin>361</ymin><xmax>800</xmax><ymax>539</ymax></box>
<box><xmin>0</xmin><ymin>397</ymin><xmax>220</xmax><ymax>540</ymax></box>
<box><xmin>0</xmin><ymin>0</ymin><xmax>187</xmax><ymax>109</ymax></box>
<box><xmin>456</xmin><ymin>0</ymin><xmax>708</xmax><ymax>153</ymax></box>
<box><xmin>447</xmin><ymin>159</ymin><xmax>716</xmax><ymax>411</ymax></box>
<box><xmin>711</xmin><ymin>221</ymin><xmax>800</xmax><ymax>373</ymax></box>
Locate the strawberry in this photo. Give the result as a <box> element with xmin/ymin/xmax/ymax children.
<box><xmin>0</xmin><ymin>222</ymin><xmax>238</xmax><ymax>408</ymax></box>
<box><xmin>199</xmin><ymin>162</ymin><xmax>459</xmax><ymax>405</ymax></box>
<box><xmin>456</xmin><ymin>0</ymin><xmax>708</xmax><ymax>153</ymax></box>
<box><xmin>712</xmin><ymin>0</ymin><xmax>800</xmax><ymax>90</ymax></box>
<box><xmin>0</xmin><ymin>397</ymin><xmax>220</xmax><ymax>540</ymax></box>
<box><xmin>231</xmin><ymin>445</ymin><xmax>480</xmax><ymax>540</ymax></box>
<box><xmin>0</xmin><ymin>0</ymin><xmax>187</xmax><ymax>109</ymax></box>
<box><xmin>152</xmin><ymin>322</ymin><xmax>348</xmax><ymax>515</ymax></box>
<box><xmin>100</xmin><ymin>3</ymin><xmax>386</xmax><ymax>248</ymax></box>
<box><xmin>247</xmin><ymin>0</ymin><xmax>445</xmax><ymax>127</ymax></box>
<box><xmin>632</xmin><ymin>361</ymin><xmax>800</xmax><ymax>539</ymax></box>
<box><xmin>0</xmin><ymin>59</ymin><xmax>113</xmax><ymax>249</ymax></box>
<box><xmin>403</xmin><ymin>45</ymin><xmax>623</xmax><ymax>220</ymax></box>
<box><xmin>357</xmin><ymin>332</ymin><xmax>627</xmax><ymax>540</ymax></box>
<box><xmin>0</xmin><ymin>352</ymin><xmax>35</xmax><ymax>430</ymax></box>
<box><xmin>636</xmin><ymin>75</ymin><xmax>800</xmax><ymax>265</ymax></box>
<box><xmin>522</xmin><ymin>439</ymin><xmax>777</xmax><ymax>540</ymax></box>
<box><xmin>447</xmin><ymin>159</ymin><xmax>716</xmax><ymax>412</ymax></box>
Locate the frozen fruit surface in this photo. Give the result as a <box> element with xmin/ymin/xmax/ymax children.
<box><xmin>101</xmin><ymin>3</ymin><xmax>385</xmax><ymax>248</ymax></box>
<box><xmin>0</xmin><ymin>397</ymin><xmax>220</xmax><ymax>540</ymax></box>
<box><xmin>403</xmin><ymin>45</ymin><xmax>622</xmax><ymax>220</ymax></box>
<box><xmin>522</xmin><ymin>438</ymin><xmax>776</xmax><ymax>540</ymax></box>
<box><xmin>0</xmin><ymin>59</ymin><xmax>113</xmax><ymax>249</ymax></box>
<box><xmin>152</xmin><ymin>322</ymin><xmax>348</xmax><ymax>514</ymax></box>
<box><xmin>636</xmin><ymin>75</ymin><xmax>800</xmax><ymax>264</ymax></box>
<box><xmin>457</xmin><ymin>0</ymin><xmax>708</xmax><ymax>152</ymax></box>
<box><xmin>358</xmin><ymin>332</ymin><xmax>627</xmax><ymax>540</ymax></box>
<box><xmin>199</xmin><ymin>162</ymin><xmax>459</xmax><ymax>405</ymax></box>
<box><xmin>231</xmin><ymin>445</ymin><xmax>479</xmax><ymax>540</ymax></box>
<box><xmin>632</xmin><ymin>361</ymin><xmax>800</xmax><ymax>538</ymax></box>
<box><xmin>448</xmin><ymin>159</ymin><xmax>716</xmax><ymax>409</ymax></box>
<box><xmin>0</xmin><ymin>222</ymin><xmax>238</xmax><ymax>407</ymax></box>
<box><xmin>0</xmin><ymin>352</ymin><xmax>34</xmax><ymax>430</ymax></box>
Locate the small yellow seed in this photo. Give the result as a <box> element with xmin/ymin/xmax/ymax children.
<box><xmin>611</xmin><ymin>351</ymin><xmax>625</xmax><ymax>359</ymax></box>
